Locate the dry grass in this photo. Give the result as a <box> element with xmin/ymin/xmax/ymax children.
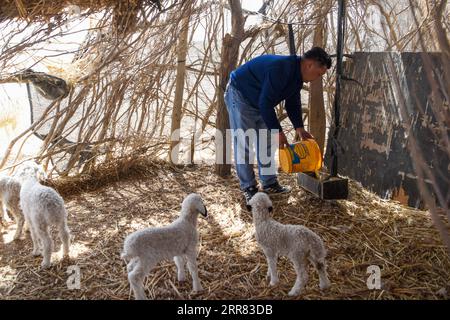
<box><xmin>0</xmin><ymin>0</ymin><xmax>161</xmax><ymax>22</ymax></box>
<box><xmin>0</xmin><ymin>160</ymin><xmax>449</xmax><ymax>300</ymax></box>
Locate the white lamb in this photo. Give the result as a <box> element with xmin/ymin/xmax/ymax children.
<box><xmin>248</xmin><ymin>192</ymin><xmax>330</xmax><ymax>296</ymax></box>
<box><xmin>0</xmin><ymin>174</ymin><xmax>25</xmax><ymax>240</ymax></box>
<box><xmin>17</xmin><ymin>162</ymin><xmax>70</xmax><ymax>269</ymax></box>
<box><xmin>121</xmin><ymin>193</ymin><xmax>208</xmax><ymax>300</ymax></box>
<box><xmin>0</xmin><ymin>162</ymin><xmax>42</xmax><ymax>240</ymax></box>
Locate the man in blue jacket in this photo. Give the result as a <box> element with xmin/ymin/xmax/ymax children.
<box><xmin>224</xmin><ymin>47</ymin><xmax>332</xmax><ymax>206</ymax></box>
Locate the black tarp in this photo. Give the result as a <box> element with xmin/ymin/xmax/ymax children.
<box><xmin>325</xmin><ymin>52</ymin><xmax>449</xmax><ymax>208</ymax></box>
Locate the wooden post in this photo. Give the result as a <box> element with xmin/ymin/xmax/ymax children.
<box><xmin>169</xmin><ymin>4</ymin><xmax>191</xmax><ymax>164</ymax></box>
<box><xmin>308</xmin><ymin>1</ymin><xmax>331</xmax><ymax>154</ymax></box>
<box><xmin>215</xmin><ymin>0</ymin><xmax>245</xmax><ymax>177</ymax></box>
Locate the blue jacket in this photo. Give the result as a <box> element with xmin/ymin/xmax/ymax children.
<box><xmin>230</xmin><ymin>54</ymin><xmax>304</xmax><ymax>131</ymax></box>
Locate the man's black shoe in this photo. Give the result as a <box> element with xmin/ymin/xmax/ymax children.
<box><xmin>243</xmin><ymin>186</ymin><xmax>259</xmax><ymax>211</ymax></box>
<box><xmin>262</xmin><ymin>181</ymin><xmax>291</xmax><ymax>194</ymax></box>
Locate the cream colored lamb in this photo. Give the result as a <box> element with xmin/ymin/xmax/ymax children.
<box><xmin>16</xmin><ymin>162</ymin><xmax>70</xmax><ymax>269</ymax></box>
<box><xmin>249</xmin><ymin>192</ymin><xmax>330</xmax><ymax>296</ymax></box>
<box><xmin>0</xmin><ymin>162</ymin><xmax>43</xmax><ymax>240</ymax></box>
<box><xmin>0</xmin><ymin>174</ymin><xmax>25</xmax><ymax>239</ymax></box>
<box><xmin>121</xmin><ymin>193</ymin><xmax>208</xmax><ymax>300</ymax></box>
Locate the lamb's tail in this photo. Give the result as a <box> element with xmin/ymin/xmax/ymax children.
<box><xmin>121</xmin><ymin>237</ymin><xmax>134</xmax><ymax>263</ymax></box>
<box><xmin>121</xmin><ymin>250</ymin><xmax>133</xmax><ymax>262</ymax></box>
<box><xmin>121</xmin><ymin>248</ymin><xmax>140</xmax><ymax>271</ymax></box>
<box><xmin>122</xmin><ymin>255</ymin><xmax>140</xmax><ymax>273</ymax></box>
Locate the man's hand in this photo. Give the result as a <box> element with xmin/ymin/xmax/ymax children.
<box><xmin>296</xmin><ymin>127</ymin><xmax>315</xmax><ymax>141</ymax></box>
<box><xmin>278</xmin><ymin>131</ymin><xmax>289</xmax><ymax>149</ymax></box>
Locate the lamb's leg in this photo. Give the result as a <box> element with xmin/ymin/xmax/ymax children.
<box><xmin>263</xmin><ymin>248</ymin><xmax>279</xmax><ymax>286</ymax></box>
<box><xmin>128</xmin><ymin>258</ymin><xmax>152</xmax><ymax>300</ymax></box>
<box><xmin>58</xmin><ymin>223</ymin><xmax>71</xmax><ymax>259</ymax></box>
<box><xmin>174</xmin><ymin>256</ymin><xmax>186</xmax><ymax>282</ymax></box>
<box><xmin>311</xmin><ymin>258</ymin><xmax>330</xmax><ymax>290</ymax></box>
<box><xmin>289</xmin><ymin>257</ymin><xmax>308</xmax><ymax>296</ymax></box>
<box><xmin>0</xmin><ymin>206</ymin><xmax>3</xmax><ymax>232</ymax></box>
<box><xmin>186</xmin><ymin>253</ymin><xmax>203</xmax><ymax>293</ymax></box>
<box><xmin>24</xmin><ymin>220</ymin><xmax>30</xmax><ymax>233</ymax></box>
<box><xmin>12</xmin><ymin>208</ymin><xmax>24</xmax><ymax>240</ymax></box>
<box><xmin>5</xmin><ymin>208</ymin><xmax>14</xmax><ymax>222</ymax></box>
<box><xmin>36</xmin><ymin>224</ymin><xmax>53</xmax><ymax>269</ymax></box>
<box><xmin>0</xmin><ymin>202</ymin><xmax>6</xmax><ymax>230</ymax></box>
<box><xmin>13</xmin><ymin>215</ymin><xmax>24</xmax><ymax>240</ymax></box>
<box><xmin>27</xmin><ymin>220</ymin><xmax>41</xmax><ymax>256</ymax></box>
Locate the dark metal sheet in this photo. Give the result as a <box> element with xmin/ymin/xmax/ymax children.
<box><xmin>325</xmin><ymin>52</ymin><xmax>449</xmax><ymax>208</ymax></box>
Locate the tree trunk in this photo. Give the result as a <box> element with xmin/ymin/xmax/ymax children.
<box><xmin>215</xmin><ymin>0</ymin><xmax>245</xmax><ymax>177</ymax></box>
<box><xmin>169</xmin><ymin>4</ymin><xmax>191</xmax><ymax>164</ymax></box>
<box><xmin>308</xmin><ymin>1</ymin><xmax>331</xmax><ymax>154</ymax></box>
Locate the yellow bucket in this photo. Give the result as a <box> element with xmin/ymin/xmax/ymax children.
<box><xmin>279</xmin><ymin>140</ymin><xmax>322</xmax><ymax>174</ymax></box>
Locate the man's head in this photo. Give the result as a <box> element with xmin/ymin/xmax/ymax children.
<box><xmin>300</xmin><ymin>47</ymin><xmax>332</xmax><ymax>82</ymax></box>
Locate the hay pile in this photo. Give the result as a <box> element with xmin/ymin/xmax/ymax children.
<box><xmin>0</xmin><ymin>0</ymin><xmax>161</xmax><ymax>22</ymax></box>
<box><xmin>0</xmin><ymin>160</ymin><xmax>449</xmax><ymax>299</ymax></box>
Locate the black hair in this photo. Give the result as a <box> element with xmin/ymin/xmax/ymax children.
<box><xmin>303</xmin><ymin>47</ymin><xmax>332</xmax><ymax>69</ymax></box>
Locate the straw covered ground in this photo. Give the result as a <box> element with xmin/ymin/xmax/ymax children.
<box><xmin>0</xmin><ymin>159</ymin><xmax>449</xmax><ymax>300</ymax></box>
